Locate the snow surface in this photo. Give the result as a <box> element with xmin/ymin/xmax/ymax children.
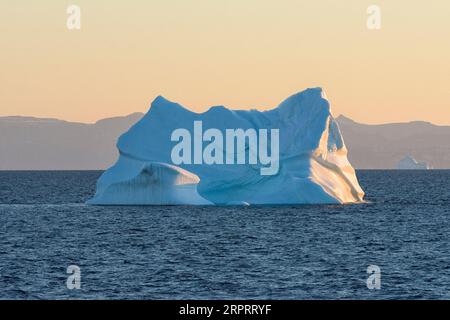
<box><xmin>88</xmin><ymin>88</ymin><xmax>365</xmax><ymax>205</ymax></box>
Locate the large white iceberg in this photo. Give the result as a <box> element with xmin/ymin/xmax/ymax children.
<box><xmin>88</xmin><ymin>88</ymin><xmax>365</xmax><ymax>205</ymax></box>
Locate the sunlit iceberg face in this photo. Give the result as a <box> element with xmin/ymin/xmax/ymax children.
<box><xmin>88</xmin><ymin>87</ymin><xmax>365</xmax><ymax>205</ymax></box>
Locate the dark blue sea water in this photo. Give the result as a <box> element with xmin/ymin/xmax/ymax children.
<box><xmin>0</xmin><ymin>170</ymin><xmax>449</xmax><ymax>299</ymax></box>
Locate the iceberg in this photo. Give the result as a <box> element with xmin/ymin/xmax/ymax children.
<box><xmin>88</xmin><ymin>88</ymin><xmax>365</xmax><ymax>205</ymax></box>
<box><xmin>396</xmin><ymin>156</ymin><xmax>431</xmax><ymax>170</ymax></box>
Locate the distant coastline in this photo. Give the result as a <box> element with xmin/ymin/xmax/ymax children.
<box><xmin>1</xmin><ymin>113</ymin><xmax>449</xmax><ymax>170</ymax></box>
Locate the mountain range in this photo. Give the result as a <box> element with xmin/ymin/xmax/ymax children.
<box><xmin>336</xmin><ymin>115</ymin><xmax>450</xmax><ymax>169</ymax></box>
<box><xmin>1</xmin><ymin>113</ymin><xmax>449</xmax><ymax>169</ymax></box>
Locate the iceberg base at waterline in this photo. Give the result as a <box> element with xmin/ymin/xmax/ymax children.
<box><xmin>87</xmin><ymin>88</ymin><xmax>365</xmax><ymax>205</ymax></box>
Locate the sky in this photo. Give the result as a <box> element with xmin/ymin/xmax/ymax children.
<box><xmin>0</xmin><ymin>0</ymin><xmax>449</xmax><ymax>124</ymax></box>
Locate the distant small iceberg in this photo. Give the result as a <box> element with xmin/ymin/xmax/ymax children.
<box><xmin>396</xmin><ymin>156</ymin><xmax>431</xmax><ymax>170</ymax></box>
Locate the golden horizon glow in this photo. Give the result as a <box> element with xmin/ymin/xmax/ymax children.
<box><xmin>1</xmin><ymin>0</ymin><xmax>449</xmax><ymax>124</ymax></box>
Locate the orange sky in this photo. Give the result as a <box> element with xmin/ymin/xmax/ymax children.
<box><xmin>1</xmin><ymin>0</ymin><xmax>449</xmax><ymax>124</ymax></box>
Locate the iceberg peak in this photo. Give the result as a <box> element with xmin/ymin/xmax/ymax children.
<box><xmin>150</xmin><ymin>95</ymin><xmax>170</xmax><ymax>107</ymax></box>
<box><xmin>149</xmin><ymin>95</ymin><xmax>184</xmax><ymax>112</ymax></box>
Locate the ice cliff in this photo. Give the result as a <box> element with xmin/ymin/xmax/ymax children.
<box><xmin>88</xmin><ymin>88</ymin><xmax>365</xmax><ymax>205</ymax></box>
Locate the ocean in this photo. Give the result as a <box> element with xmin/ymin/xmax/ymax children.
<box><xmin>0</xmin><ymin>170</ymin><xmax>449</xmax><ymax>299</ymax></box>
